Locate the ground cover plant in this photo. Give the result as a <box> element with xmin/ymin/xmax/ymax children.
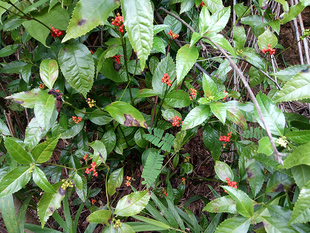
<box><xmin>0</xmin><ymin>0</ymin><xmax>310</xmax><ymax>232</ymax></box>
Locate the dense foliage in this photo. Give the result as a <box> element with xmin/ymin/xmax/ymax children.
<box><xmin>1</xmin><ymin>0</ymin><xmax>310</xmax><ymax>232</ymax></box>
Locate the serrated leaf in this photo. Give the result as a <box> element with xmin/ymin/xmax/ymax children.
<box><xmin>202</xmin><ymin>73</ymin><xmax>217</xmax><ymax>97</ymax></box>
<box><xmin>210</xmin><ymin>102</ymin><xmax>227</xmax><ymax>124</ymax></box>
<box><xmin>180</xmin><ymin>0</ymin><xmax>194</xmax><ymax>14</ymax></box>
<box><xmin>5</xmin><ymin>88</ymin><xmax>40</xmax><ymax>108</ymax></box>
<box><xmin>33</xmin><ymin>166</ymin><xmax>57</xmax><ymax>193</ymax></box>
<box><xmin>40</xmin><ymin>59</ymin><xmax>58</xmax><ymax>89</ymax></box>
<box><xmin>226</xmin><ymin>105</ymin><xmax>247</xmax><ymax>129</ymax></box>
<box><xmin>152</xmin><ymin>36</ymin><xmax>166</xmax><ymax>54</ymax></box>
<box><xmin>73</xmin><ymin>173</ymin><xmax>83</xmax><ymax>190</ymax></box>
<box><xmin>205</xmin><ymin>33</ymin><xmax>236</xmax><ymax>57</ymax></box>
<box><xmin>135</xmin><ymin>89</ymin><xmax>160</xmax><ymax>98</ymax></box>
<box><xmin>122</xmin><ymin>0</ymin><xmax>153</xmax><ymax>70</ymax></box>
<box><xmin>258</xmin><ymin>137</ymin><xmax>273</xmax><ymax>156</ymax></box>
<box><xmin>266</xmin><ymin>171</ymin><xmax>294</xmax><ymax>193</ymax></box>
<box><xmin>32</xmin><ymin>136</ymin><xmax>60</xmax><ymax>163</ymax></box>
<box><xmin>257</xmin><ymin>28</ymin><xmax>278</xmax><ymax>50</ymax></box>
<box><xmin>190</xmin><ymin>32</ymin><xmax>202</xmax><ymax>47</ymax></box>
<box><xmin>273</xmin><ymin>66</ymin><xmax>310</xmax><ymax>103</ymax></box>
<box><xmin>114</xmin><ymin>190</ymin><xmax>151</xmax><ymax>216</ymax></box>
<box><xmin>233</xmin><ymin>22</ymin><xmax>246</xmax><ymax>50</ymax></box>
<box><xmin>283</xmin><ymin>142</ymin><xmax>310</xmax><ymax>169</ymax></box>
<box><xmin>87</xmin><ymin>210</ymin><xmax>112</xmax><ymax>225</ymax></box>
<box><xmin>164</xmin><ymin>11</ymin><xmax>182</xmax><ymax>35</ymax></box>
<box><xmin>154</xmin><ymin>24</ymin><xmax>170</xmax><ymax>35</ymax></box>
<box><xmin>223</xmin><ymin>186</ymin><xmax>254</xmax><ymax>218</ymax></box>
<box><xmin>62</xmin><ymin>0</ymin><xmax>119</xmax><ymax>42</ymax></box>
<box><xmin>105</xmin><ymin>101</ymin><xmax>148</xmax><ymax>128</ymax></box>
<box><xmin>203</xmin><ymin>125</ymin><xmax>222</xmax><ymax>161</ymax></box>
<box><xmin>204</xmin><ymin>0</ymin><xmax>224</xmax><ymax>13</ymax></box>
<box><xmin>24</xmin><ymin>117</ymin><xmax>47</xmax><ymax>151</ymax></box>
<box><xmin>206</xmin><ymin>6</ymin><xmax>230</xmax><ymax>35</ymax></box>
<box><xmin>165</xmin><ymin>90</ymin><xmax>192</xmax><ymax>108</ymax></box>
<box><xmin>101</xmin><ymin>129</ymin><xmax>116</xmax><ymax>154</ymax></box>
<box><xmin>254</xmin><ymin>92</ymin><xmax>285</xmax><ymax>136</ymax></box>
<box><xmin>215</xmin><ymin>216</ymin><xmax>251</xmax><ymax>233</ymax></box>
<box><xmin>292</xmin><ymin>165</ymin><xmax>310</xmax><ymax>188</ymax></box>
<box><xmin>108</xmin><ymin>167</ymin><xmax>124</xmax><ymax>196</ymax></box>
<box><xmin>58</xmin><ymin>120</ymin><xmax>84</xmax><ymax>139</ymax></box>
<box><xmin>0</xmin><ymin>118</ymin><xmax>11</xmax><ymax>136</ymax></box>
<box><xmin>38</xmin><ymin>183</ymin><xmax>65</xmax><ymax>227</ymax></box>
<box><xmin>88</xmin><ymin>140</ymin><xmax>107</xmax><ymax>165</ymax></box>
<box><xmin>0</xmin><ymin>44</ymin><xmax>19</xmax><ymax>57</ymax></box>
<box><xmin>247</xmin><ymin>160</ymin><xmax>265</xmax><ymax>196</ymax></box>
<box><xmin>270</xmin><ymin>65</ymin><xmax>308</xmax><ymax>82</ymax></box>
<box><xmin>199</xmin><ymin>6</ymin><xmax>211</xmax><ymax>34</ymax></box>
<box><xmin>182</xmin><ymin>105</ymin><xmax>211</xmax><ymax>130</ymax></box>
<box><xmin>58</xmin><ymin>43</ymin><xmax>94</xmax><ymax>98</ymax></box>
<box><xmin>176</xmin><ymin>45</ymin><xmax>199</xmax><ymax>85</ymax></box>
<box><xmin>34</xmin><ymin>90</ymin><xmax>56</xmax><ymax>129</ymax></box>
<box><xmin>4</xmin><ymin>137</ymin><xmax>33</xmax><ymax>164</ymax></box>
<box><xmin>0</xmin><ymin>166</ymin><xmax>31</xmax><ymax>198</ymax></box>
<box><xmin>262</xmin><ymin>216</ymin><xmax>298</xmax><ymax>233</ymax></box>
<box><xmin>203</xmin><ymin>196</ymin><xmax>237</xmax><ymax>214</ymax></box>
<box><xmin>89</xmin><ymin>109</ymin><xmax>112</xmax><ymax>126</ymax></box>
<box><xmin>286</xmin><ymin>130</ymin><xmax>310</xmax><ymax>144</ymax></box>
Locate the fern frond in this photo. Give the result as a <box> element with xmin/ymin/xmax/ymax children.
<box><xmin>241</xmin><ymin>127</ymin><xmax>267</xmax><ymax>139</ymax></box>
<box><xmin>141</xmin><ymin>151</ymin><xmax>164</xmax><ymax>188</ymax></box>
<box><xmin>143</xmin><ymin>128</ymin><xmax>175</xmax><ymax>152</ymax></box>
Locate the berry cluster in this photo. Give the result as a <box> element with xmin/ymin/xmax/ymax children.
<box><xmin>162</xmin><ymin>188</ymin><xmax>168</xmax><ymax>196</ymax></box>
<box><xmin>113</xmin><ymin>54</ymin><xmax>121</xmax><ymax>65</ymax></box>
<box><xmin>261</xmin><ymin>44</ymin><xmax>275</xmax><ymax>55</ymax></box>
<box><xmin>51</xmin><ymin>27</ymin><xmax>63</xmax><ymax>38</ymax></box>
<box><xmin>168</xmin><ymin>30</ymin><xmax>179</xmax><ymax>39</ymax></box>
<box><xmin>182</xmin><ymin>177</ymin><xmax>186</xmax><ymax>184</ymax></box>
<box><xmin>199</xmin><ymin>1</ymin><xmax>206</xmax><ymax>7</ymax></box>
<box><xmin>224</xmin><ymin>177</ymin><xmax>238</xmax><ymax>193</ymax></box>
<box><xmin>172</xmin><ymin>116</ymin><xmax>183</xmax><ymax>127</ymax></box>
<box><xmin>61</xmin><ymin>179</ymin><xmax>73</xmax><ymax>190</ymax></box>
<box><xmin>219</xmin><ymin>132</ymin><xmax>232</xmax><ymax>143</ymax></box>
<box><xmin>86</xmin><ymin>98</ymin><xmax>96</xmax><ymax>108</ymax></box>
<box><xmin>39</xmin><ymin>83</ymin><xmax>45</xmax><ymax>89</ymax></box>
<box><xmin>85</xmin><ymin>161</ymin><xmax>98</xmax><ymax>177</ymax></box>
<box><xmin>189</xmin><ymin>88</ymin><xmax>197</xmax><ymax>100</ymax></box>
<box><xmin>83</xmin><ymin>153</ymin><xmax>89</xmax><ymax>161</ymax></box>
<box><xmin>111</xmin><ymin>13</ymin><xmax>124</xmax><ymax>33</ymax></box>
<box><xmin>125</xmin><ymin>176</ymin><xmax>131</xmax><ymax>187</ymax></box>
<box><xmin>223</xmin><ymin>90</ymin><xmax>228</xmax><ymax>101</ymax></box>
<box><xmin>90</xmin><ymin>50</ymin><xmax>94</xmax><ymax>54</ymax></box>
<box><xmin>91</xmin><ymin>199</ymin><xmax>96</xmax><ymax>205</ymax></box>
<box><xmin>161</xmin><ymin>73</ymin><xmax>172</xmax><ymax>86</ymax></box>
<box><xmin>72</xmin><ymin>116</ymin><xmax>82</xmax><ymax>124</ymax></box>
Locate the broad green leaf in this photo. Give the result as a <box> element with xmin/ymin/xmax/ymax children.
<box><xmin>121</xmin><ymin>0</ymin><xmax>153</xmax><ymax>70</ymax></box>
<box><xmin>135</xmin><ymin>89</ymin><xmax>160</xmax><ymax>98</ymax></box>
<box><xmin>286</xmin><ymin>130</ymin><xmax>310</xmax><ymax>144</ymax></box>
<box><xmin>215</xmin><ymin>161</ymin><xmax>234</xmax><ymax>182</ymax></box>
<box><xmin>249</xmin><ymin>66</ymin><xmax>265</xmax><ymax>87</ymax></box>
<box><xmin>24</xmin><ymin>117</ymin><xmax>47</xmax><ymax>151</ymax></box>
<box><xmin>176</xmin><ymin>44</ymin><xmax>199</xmax><ymax>84</ymax></box>
<box><xmin>73</xmin><ymin>173</ymin><xmax>83</xmax><ymax>190</ymax></box>
<box><xmin>190</xmin><ymin>32</ymin><xmax>202</xmax><ymax>47</ymax></box>
<box><xmin>0</xmin><ymin>44</ymin><xmax>19</xmax><ymax>57</ymax></box>
<box><xmin>273</xmin><ymin>66</ymin><xmax>310</xmax><ymax>103</ymax></box>
<box><xmin>154</xmin><ymin>24</ymin><xmax>170</xmax><ymax>35</ymax></box>
<box><xmin>152</xmin><ymin>36</ymin><xmax>166</xmax><ymax>54</ymax></box>
<box><xmin>223</xmin><ymin>186</ymin><xmax>254</xmax><ymax>218</ymax></box>
<box><xmin>182</xmin><ymin>105</ymin><xmax>211</xmax><ymax>130</ymax></box>
<box><xmin>88</xmin><ymin>140</ymin><xmax>107</xmax><ymax>165</ymax></box>
<box><xmin>114</xmin><ymin>190</ymin><xmax>151</xmax><ymax>216</ymax></box>
<box><xmin>215</xmin><ymin>216</ymin><xmax>251</xmax><ymax>233</ymax></box>
<box><xmin>257</xmin><ymin>28</ymin><xmax>278</xmax><ymax>50</ymax></box>
<box><xmin>269</xmin><ymin>19</ymin><xmax>281</xmax><ymax>35</ymax></box>
<box><xmin>107</xmin><ymin>167</ymin><xmax>124</xmax><ymax>196</ymax></box>
<box><xmin>34</xmin><ymin>90</ymin><xmax>56</xmax><ymax>130</ymax></box>
<box><xmin>162</xmin><ymin>109</ymin><xmax>182</xmax><ymax>121</ymax></box>
<box><xmin>254</xmin><ymin>92</ymin><xmax>285</xmax><ymax>136</ymax></box>
<box><xmin>203</xmin><ymin>196</ymin><xmax>237</xmax><ymax>214</ymax></box>
<box><xmin>4</xmin><ymin>137</ymin><xmax>33</xmax><ymax>164</ymax></box>
<box><xmin>1</xmin><ymin>60</ymin><xmax>32</xmax><ymax>83</ymax></box>
<box><xmin>38</xmin><ymin>183</ymin><xmax>66</xmax><ymax>227</ymax></box>
<box><xmin>199</xmin><ymin>6</ymin><xmax>211</xmax><ymax>34</ymax></box>
<box><xmin>40</xmin><ymin>59</ymin><xmax>58</xmax><ymax>89</ymax></box>
<box><xmin>206</xmin><ymin>7</ymin><xmax>230</xmax><ymax>35</ymax></box>
<box><xmin>132</xmin><ymin>215</ymin><xmax>171</xmax><ymax>230</ymax></box>
<box><xmin>32</xmin><ymin>136</ymin><xmax>60</xmax><ymax>163</ymax></box>
<box><xmin>152</xmin><ymin>55</ymin><xmax>176</xmax><ymax>98</ymax></box>
<box><xmin>101</xmin><ymin>129</ymin><xmax>116</xmax><ymax>154</ymax></box>
<box><xmin>205</xmin><ymin>34</ymin><xmax>236</xmax><ymax>57</ymax></box>
<box><xmin>242</xmin><ymin>47</ymin><xmax>265</xmax><ymax>70</ymax></box>
<box><xmin>202</xmin><ymin>73</ymin><xmax>217</xmax><ymax>97</ymax></box>
<box><xmin>246</xmin><ymin>160</ymin><xmax>265</xmax><ymax>196</ymax></box>
<box><xmin>58</xmin><ymin>43</ymin><xmax>94</xmax><ymax>98</ymax></box>
<box><xmin>266</xmin><ymin>171</ymin><xmax>294</xmax><ymax>193</ymax></box>
<box><xmin>204</xmin><ymin>0</ymin><xmax>224</xmax><ymax>13</ymax></box>
<box><xmin>203</xmin><ymin>125</ymin><xmax>222</xmax><ymax>161</ymax></box>
<box><xmin>180</xmin><ymin>0</ymin><xmax>195</xmax><ymax>14</ymax></box>
<box><xmin>0</xmin><ymin>194</ymin><xmax>21</xmax><ymax>233</ymax></box>
<box><xmin>105</xmin><ymin>101</ymin><xmax>148</xmax><ymax>128</ymax></box>
<box><xmin>258</xmin><ymin>137</ymin><xmax>273</xmax><ymax>156</ymax></box>
<box><xmin>283</xmin><ymin>142</ymin><xmax>310</xmax><ymax>169</ymax></box>
<box><xmin>5</xmin><ymin>88</ymin><xmax>40</xmax><ymax>108</ymax></box>
<box><xmin>233</xmin><ymin>22</ymin><xmax>246</xmax><ymax>50</ymax></box>
<box><xmin>23</xmin><ymin>5</ymin><xmax>69</xmax><ymax>47</ymax></box>
<box><xmin>281</xmin><ymin>2</ymin><xmax>305</xmax><ymax>24</ymax></box>
<box><xmin>149</xmin><ymin>56</ymin><xmax>159</xmax><ymax>75</ymax></box>
<box><xmin>87</xmin><ymin>210</ymin><xmax>112</xmax><ymax>225</ymax></box>
<box><xmin>134</xmin><ymin>128</ymin><xmax>149</xmax><ymax>148</ymax></box>
<box><xmin>89</xmin><ymin>109</ymin><xmax>112</xmax><ymax>126</ymax></box>
<box><xmin>241</xmin><ymin>15</ymin><xmax>268</xmax><ymax>28</ymax></box>
<box><xmin>270</xmin><ymin>65</ymin><xmax>308</xmax><ymax>81</ymax></box>
<box><xmin>58</xmin><ymin>119</ymin><xmax>84</xmax><ymax>139</ymax></box>
<box><xmin>0</xmin><ymin>165</ymin><xmax>31</xmax><ymax>198</ymax></box>
<box><xmin>226</xmin><ymin>105</ymin><xmax>247</xmax><ymax>129</ymax></box>
<box><xmin>164</xmin><ymin>11</ymin><xmax>182</xmax><ymax>35</ymax></box>
<box><xmin>62</xmin><ymin>0</ymin><xmax>119</xmax><ymax>42</ymax></box>
<box><xmin>33</xmin><ymin>166</ymin><xmax>57</xmax><ymax>193</ymax></box>
<box><xmin>292</xmin><ymin>165</ymin><xmax>310</xmax><ymax>188</ymax></box>
<box><xmin>262</xmin><ymin>216</ymin><xmax>298</xmax><ymax>233</ymax></box>
<box><xmin>0</xmin><ymin>118</ymin><xmax>11</xmax><ymax>136</ymax></box>
<box><xmin>165</xmin><ymin>90</ymin><xmax>192</xmax><ymax>108</ymax></box>
<box><xmin>210</xmin><ymin>102</ymin><xmax>227</xmax><ymax>124</ymax></box>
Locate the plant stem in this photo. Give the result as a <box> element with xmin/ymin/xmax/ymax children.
<box><xmin>120</xmin><ymin>35</ymin><xmax>133</xmax><ymax>101</ymax></box>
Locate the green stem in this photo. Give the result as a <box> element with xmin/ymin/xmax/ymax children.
<box><xmin>105</xmin><ymin>167</ymin><xmax>110</xmax><ymax>210</ymax></box>
<box><xmin>120</xmin><ymin>35</ymin><xmax>133</xmax><ymax>101</ymax></box>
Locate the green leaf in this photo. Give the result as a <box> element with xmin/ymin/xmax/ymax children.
<box><xmin>203</xmin><ymin>125</ymin><xmax>222</xmax><ymax>161</ymax></box>
<box><xmin>0</xmin><ymin>44</ymin><xmax>19</xmax><ymax>57</ymax></box>
<box><xmin>206</xmin><ymin>7</ymin><xmax>230</xmax><ymax>35</ymax></box>
<box><xmin>190</xmin><ymin>32</ymin><xmax>202</xmax><ymax>47</ymax></box>
<box><xmin>154</xmin><ymin>24</ymin><xmax>170</xmax><ymax>35</ymax></box>
<box><xmin>23</xmin><ymin>5</ymin><xmax>69</xmax><ymax>47</ymax></box>
<box><xmin>135</xmin><ymin>89</ymin><xmax>160</xmax><ymax>98</ymax></box>
<box><xmin>210</xmin><ymin>102</ymin><xmax>227</xmax><ymax>124</ymax></box>
<box><xmin>73</xmin><ymin>173</ymin><xmax>83</xmax><ymax>190</ymax></box>
<box><xmin>242</xmin><ymin>48</ymin><xmax>265</xmax><ymax>70</ymax></box>
<box><xmin>34</xmin><ymin>90</ymin><xmax>56</xmax><ymax>130</ymax></box>
<box><xmin>132</xmin><ymin>215</ymin><xmax>171</xmax><ymax>230</ymax></box>
<box><xmin>273</xmin><ymin>66</ymin><xmax>310</xmax><ymax>103</ymax></box>
<box><xmin>0</xmin><ymin>118</ymin><xmax>11</xmax><ymax>136</ymax></box>
<box><xmin>215</xmin><ymin>161</ymin><xmax>234</xmax><ymax>182</ymax></box>
<box><xmin>108</xmin><ymin>167</ymin><xmax>124</xmax><ymax>196</ymax></box>
<box><xmin>101</xmin><ymin>129</ymin><xmax>116</xmax><ymax>154</ymax></box>
<box><xmin>176</xmin><ymin>44</ymin><xmax>199</xmax><ymax>85</ymax></box>
<box><xmin>258</xmin><ymin>137</ymin><xmax>273</xmax><ymax>156</ymax></box>
<box><xmin>203</xmin><ymin>196</ymin><xmax>237</xmax><ymax>214</ymax></box>
<box><xmin>180</xmin><ymin>0</ymin><xmax>195</xmax><ymax>14</ymax></box>
<box><xmin>32</xmin><ymin>136</ymin><xmax>60</xmax><ymax>163</ymax></box>
<box><xmin>283</xmin><ymin>142</ymin><xmax>310</xmax><ymax>169</ymax></box>
<box><xmin>58</xmin><ymin>43</ymin><xmax>94</xmax><ymax>98</ymax></box>
<box><xmin>255</xmin><ymin>92</ymin><xmax>285</xmax><ymax>136</ymax></box>
<box><xmin>89</xmin><ymin>109</ymin><xmax>112</xmax><ymax>126</ymax></box>
<box><xmin>38</xmin><ymin>183</ymin><xmax>66</xmax><ymax>227</ymax></box>
<box><xmin>5</xmin><ymin>88</ymin><xmax>40</xmax><ymax>108</ymax></box>
<box><xmin>152</xmin><ymin>36</ymin><xmax>166</xmax><ymax>54</ymax></box>
<box><xmin>0</xmin><ymin>165</ymin><xmax>31</xmax><ymax>198</ymax></box>
<box><xmin>292</xmin><ymin>165</ymin><xmax>310</xmax><ymax>188</ymax></box>
<box><xmin>270</xmin><ymin>65</ymin><xmax>308</xmax><ymax>82</ymax></box>
<box><xmin>62</xmin><ymin>0</ymin><xmax>119</xmax><ymax>42</ymax></box>
<box><xmin>24</xmin><ymin>117</ymin><xmax>47</xmax><ymax>151</ymax></box>
<box><xmin>206</xmin><ymin>34</ymin><xmax>236</xmax><ymax>57</ymax></box>
<box><xmin>165</xmin><ymin>90</ymin><xmax>192</xmax><ymax>108</ymax></box>
<box><xmin>152</xmin><ymin>55</ymin><xmax>176</xmax><ymax>98</ymax></box>
<box><xmin>223</xmin><ymin>186</ymin><xmax>254</xmax><ymax>218</ymax></box>
<box><xmin>266</xmin><ymin>171</ymin><xmax>294</xmax><ymax>193</ymax></box>
<box><xmin>58</xmin><ymin>120</ymin><xmax>84</xmax><ymax>139</ymax></box>
<box><xmin>215</xmin><ymin>216</ymin><xmax>251</xmax><ymax>233</ymax></box>
<box><xmin>262</xmin><ymin>216</ymin><xmax>298</xmax><ymax>233</ymax></box>
<box><xmin>134</xmin><ymin>128</ymin><xmax>149</xmax><ymax>148</ymax></box>
<box><xmin>226</xmin><ymin>105</ymin><xmax>247</xmax><ymax>129</ymax></box>
<box><xmin>247</xmin><ymin>160</ymin><xmax>265</xmax><ymax>197</ymax></box>
<box><xmin>40</xmin><ymin>59</ymin><xmax>59</xmax><ymax>89</ymax></box>
<box><xmin>1</xmin><ymin>60</ymin><xmax>31</xmax><ymax>83</ymax></box>
<box><xmin>281</xmin><ymin>2</ymin><xmax>305</xmax><ymax>24</ymax></box>
<box><xmin>204</xmin><ymin>0</ymin><xmax>224</xmax><ymax>13</ymax></box>
<box><xmin>33</xmin><ymin>166</ymin><xmax>57</xmax><ymax>193</ymax></box>
<box><xmin>88</xmin><ymin>140</ymin><xmax>107</xmax><ymax>165</ymax></box>
<box><xmin>4</xmin><ymin>137</ymin><xmax>33</xmax><ymax>164</ymax></box>
<box><xmin>121</xmin><ymin>0</ymin><xmax>153</xmax><ymax>70</ymax></box>
<box><xmin>114</xmin><ymin>190</ymin><xmax>151</xmax><ymax>216</ymax></box>
<box><xmin>233</xmin><ymin>22</ymin><xmax>246</xmax><ymax>50</ymax></box>
<box><xmin>199</xmin><ymin>6</ymin><xmax>211</xmax><ymax>34</ymax></box>
<box><xmin>286</xmin><ymin>130</ymin><xmax>310</xmax><ymax>144</ymax></box>
<box><xmin>164</xmin><ymin>11</ymin><xmax>182</xmax><ymax>35</ymax></box>
<box><xmin>141</xmin><ymin>151</ymin><xmax>164</xmax><ymax>188</ymax></box>
<box><xmin>87</xmin><ymin>209</ymin><xmax>112</xmax><ymax>225</ymax></box>
<box><xmin>0</xmin><ymin>195</ymin><xmax>20</xmax><ymax>233</ymax></box>
<box><xmin>241</xmin><ymin>15</ymin><xmax>268</xmax><ymax>28</ymax></box>
<box><xmin>257</xmin><ymin>28</ymin><xmax>278</xmax><ymax>50</ymax></box>
<box><xmin>182</xmin><ymin>105</ymin><xmax>211</xmax><ymax>130</ymax></box>
<box><xmin>202</xmin><ymin>73</ymin><xmax>217</xmax><ymax>97</ymax></box>
<box><xmin>105</xmin><ymin>101</ymin><xmax>148</xmax><ymax>128</ymax></box>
